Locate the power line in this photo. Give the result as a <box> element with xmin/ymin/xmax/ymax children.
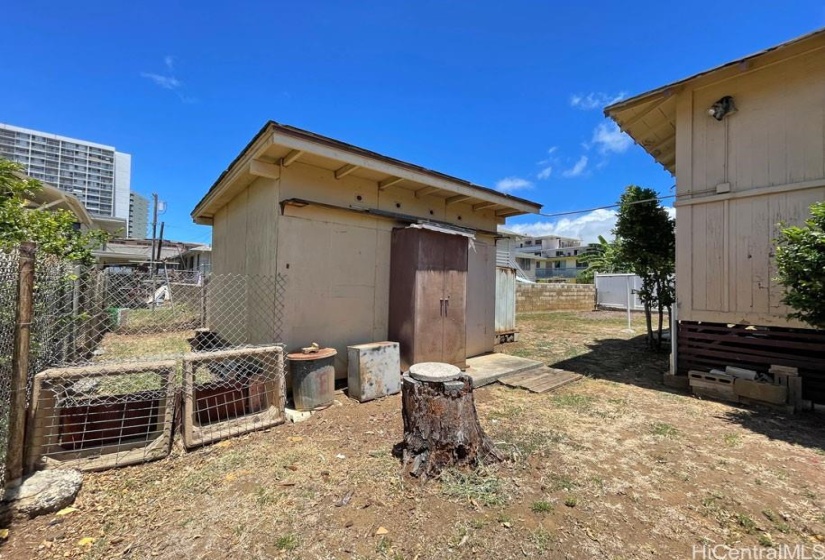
<box><xmin>534</xmin><ymin>194</ymin><xmax>676</xmax><ymax>219</ymax></box>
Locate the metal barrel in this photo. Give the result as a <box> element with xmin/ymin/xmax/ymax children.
<box><xmin>288</xmin><ymin>348</ymin><xmax>337</xmax><ymax>411</ymax></box>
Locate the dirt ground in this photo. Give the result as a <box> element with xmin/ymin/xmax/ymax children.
<box><xmin>2</xmin><ymin>310</ymin><xmax>824</xmax><ymax>559</ymax></box>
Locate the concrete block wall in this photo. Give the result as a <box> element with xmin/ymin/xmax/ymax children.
<box><xmin>516</xmin><ymin>283</ymin><xmax>596</xmax><ymax>313</ymax></box>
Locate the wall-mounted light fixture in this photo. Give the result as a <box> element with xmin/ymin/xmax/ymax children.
<box><xmin>708</xmin><ymin>96</ymin><xmax>737</xmax><ymax>121</ymax></box>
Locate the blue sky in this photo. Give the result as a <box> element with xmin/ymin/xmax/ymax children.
<box><xmin>3</xmin><ymin>1</ymin><xmax>824</xmax><ymax>245</ymax></box>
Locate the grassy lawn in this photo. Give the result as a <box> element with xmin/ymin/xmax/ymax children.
<box><xmin>3</xmin><ymin>311</ymin><xmax>824</xmax><ymax>559</ymax></box>
<box><xmin>94</xmin><ymin>330</ymin><xmax>193</xmax><ymax>362</ymax></box>
<box><xmin>115</xmin><ymin>306</ymin><xmax>200</xmax><ymax>335</ymax></box>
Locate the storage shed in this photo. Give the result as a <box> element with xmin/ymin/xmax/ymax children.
<box><xmin>605</xmin><ymin>28</ymin><xmax>825</xmax><ymax>401</ymax></box>
<box><xmin>191</xmin><ymin>122</ymin><xmax>542</xmax><ymax>376</ymax></box>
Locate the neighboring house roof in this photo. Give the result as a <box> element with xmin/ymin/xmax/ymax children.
<box><xmin>192</xmin><ymin>121</ymin><xmax>542</xmax><ymax>224</ymax></box>
<box><xmin>25</xmin><ymin>180</ymin><xmax>95</xmax><ymax>228</ymax></box>
<box><xmin>22</xmin><ymin>176</ymin><xmax>127</xmax><ymax>236</ymax></box>
<box><xmin>604</xmin><ymin>27</ymin><xmax>825</xmax><ymax>174</ymax></box>
<box><xmin>93</xmin><ymin>239</ymin><xmax>202</xmax><ymax>265</ymax></box>
<box><xmin>496</xmin><ymin>226</ymin><xmax>523</xmax><ymax>238</ymax></box>
<box><xmin>181</xmin><ymin>244</ymin><xmax>211</xmax><ymax>257</ymax></box>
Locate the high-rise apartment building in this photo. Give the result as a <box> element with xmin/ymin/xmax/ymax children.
<box><xmin>0</xmin><ymin>123</ymin><xmax>131</xmax><ymax>226</ymax></box>
<box><xmin>128</xmin><ymin>192</ymin><xmax>149</xmax><ymax>239</ymax></box>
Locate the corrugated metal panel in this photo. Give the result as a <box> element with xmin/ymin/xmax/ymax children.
<box><xmin>495</xmin><ymin>267</ymin><xmax>516</xmax><ymax>334</ymax></box>
<box><xmin>495</xmin><ymin>238</ymin><xmax>513</xmax><ymax>268</ymax></box>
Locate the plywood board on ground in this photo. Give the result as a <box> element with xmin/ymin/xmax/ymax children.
<box><xmin>499</xmin><ymin>366</ymin><xmax>581</xmax><ymax>393</ymax></box>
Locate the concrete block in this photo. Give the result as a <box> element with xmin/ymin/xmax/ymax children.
<box><xmin>285</xmin><ymin>408</ymin><xmax>313</xmax><ymax>423</ymax></box>
<box><xmin>347</xmin><ymin>341</ymin><xmax>401</xmax><ymax>403</ymax></box>
<box><xmin>689</xmin><ymin>370</ymin><xmax>737</xmax><ymax>403</ymax></box>
<box><xmin>734</xmin><ymin>379</ymin><xmax>788</xmax><ymax>405</ymax></box>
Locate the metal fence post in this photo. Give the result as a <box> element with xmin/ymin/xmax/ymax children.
<box><xmin>200</xmin><ymin>274</ymin><xmax>209</xmax><ymax>329</ymax></box>
<box><xmin>6</xmin><ymin>241</ymin><xmax>35</xmax><ymax>487</ymax></box>
<box><xmin>624</xmin><ymin>275</ymin><xmax>633</xmax><ymax>332</ymax></box>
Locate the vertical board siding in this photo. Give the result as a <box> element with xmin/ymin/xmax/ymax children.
<box><xmin>676</xmin><ymin>45</ymin><xmax>825</xmax><ymax>328</ymax></box>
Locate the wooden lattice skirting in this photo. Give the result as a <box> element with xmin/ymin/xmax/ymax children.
<box><xmin>677</xmin><ymin>321</ymin><xmax>825</xmax><ymax>404</ymax></box>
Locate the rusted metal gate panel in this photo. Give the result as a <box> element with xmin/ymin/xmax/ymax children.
<box><xmin>677</xmin><ymin>321</ymin><xmax>825</xmax><ymax>403</ymax></box>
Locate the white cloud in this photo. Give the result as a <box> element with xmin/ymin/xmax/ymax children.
<box><xmin>508</xmin><ymin>205</ymin><xmax>675</xmax><ymax>244</ymax></box>
<box><xmin>570</xmin><ymin>92</ymin><xmax>626</xmax><ymax>110</ymax></box>
<box><xmin>141</xmin><ymin>56</ymin><xmax>196</xmax><ymax>102</ymax></box>
<box><xmin>537</xmin><ymin>166</ymin><xmax>553</xmax><ymax>180</ymax></box>
<box><xmin>592</xmin><ymin>121</ymin><xmax>632</xmax><ymax>154</ymax></box>
<box><xmin>509</xmin><ymin>209</ymin><xmax>618</xmax><ymax>243</ymax></box>
<box><xmin>495</xmin><ymin>177</ymin><xmax>533</xmax><ymax>193</ymax></box>
<box><xmin>562</xmin><ymin>155</ymin><xmax>588</xmax><ymax>178</ymax></box>
<box><xmin>140</xmin><ymin>72</ymin><xmax>181</xmax><ymax>90</ymax></box>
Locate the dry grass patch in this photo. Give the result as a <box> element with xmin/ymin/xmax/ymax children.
<box><xmin>4</xmin><ymin>311</ymin><xmax>825</xmax><ymax>560</ymax></box>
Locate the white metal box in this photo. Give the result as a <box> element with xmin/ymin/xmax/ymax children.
<box><xmin>347</xmin><ymin>342</ymin><xmax>401</xmax><ymax>402</ymax></box>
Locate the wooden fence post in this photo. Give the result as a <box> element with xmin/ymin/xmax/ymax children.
<box><xmin>6</xmin><ymin>241</ymin><xmax>35</xmax><ymax>487</ymax></box>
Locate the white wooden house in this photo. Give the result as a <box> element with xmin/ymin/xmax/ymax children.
<box><xmin>606</xmin><ymin>28</ymin><xmax>825</xmax><ymax>399</ymax></box>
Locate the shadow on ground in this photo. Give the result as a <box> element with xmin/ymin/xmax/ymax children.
<box><xmin>550</xmin><ymin>333</ymin><xmax>825</xmax><ymax>453</ymax></box>
<box><xmin>550</xmin><ymin>333</ymin><xmax>670</xmax><ymax>389</ymax></box>
<box><xmin>720</xmin><ymin>407</ymin><xmax>825</xmax><ymax>453</ymax></box>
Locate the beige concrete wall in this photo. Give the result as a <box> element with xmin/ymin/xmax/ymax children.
<box><xmin>674</xmin><ymin>44</ymin><xmax>825</xmax><ymax>327</ymax></box>
<box><xmin>209</xmin><ymin>160</ymin><xmax>502</xmax><ymax>375</ymax></box>
<box><xmin>516</xmin><ymin>283</ymin><xmax>595</xmax><ymax>313</ymax></box>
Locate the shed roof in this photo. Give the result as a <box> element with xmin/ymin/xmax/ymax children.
<box><xmin>191</xmin><ymin>121</ymin><xmax>542</xmax><ymax>225</ymax></box>
<box><xmin>604</xmin><ymin>27</ymin><xmax>825</xmax><ymax>174</ymax></box>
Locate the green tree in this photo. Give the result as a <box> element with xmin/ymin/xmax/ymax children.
<box><xmin>614</xmin><ymin>185</ymin><xmax>675</xmax><ymax>350</ymax></box>
<box><xmin>774</xmin><ymin>201</ymin><xmax>825</xmax><ymax>329</ymax></box>
<box><xmin>577</xmin><ymin>235</ymin><xmax>626</xmax><ymax>283</ymax></box>
<box><xmin>0</xmin><ymin>158</ymin><xmax>107</xmax><ymax>264</ymax></box>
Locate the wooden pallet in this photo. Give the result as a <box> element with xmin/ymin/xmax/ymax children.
<box><xmin>499</xmin><ymin>367</ymin><xmax>581</xmax><ymax>393</ymax></box>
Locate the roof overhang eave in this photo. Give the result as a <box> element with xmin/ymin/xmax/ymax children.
<box><xmin>191</xmin><ymin>122</ymin><xmax>542</xmax><ymax>225</ymax></box>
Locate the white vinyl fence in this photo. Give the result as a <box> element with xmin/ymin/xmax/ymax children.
<box><xmin>595</xmin><ymin>273</ymin><xmax>645</xmax><ymax>311</ymax></box>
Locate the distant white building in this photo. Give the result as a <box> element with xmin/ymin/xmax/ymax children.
<box><xmin>180</xmin><ymin>245</ymin><xmax>212</xmax><ymax>274</ymax></box>
<box><xmin>511</xmin><ymin>234</ymin><xmax>597</xmax><ymax>281</ymax></box>
<box><xmin>128</xmin><ymin>192</ymin><xmax>149</xmax><ymax>239</ymax></box>
<box><xmin>0</xmin><ymin>123</ymin><xmax>132</xmax><ymax>229</ymax></box>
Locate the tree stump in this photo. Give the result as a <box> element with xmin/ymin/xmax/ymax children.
<box><xmin>398</xmin><ymin>362</ymin><xmax>502</xmax><ymax>479</ymax></box>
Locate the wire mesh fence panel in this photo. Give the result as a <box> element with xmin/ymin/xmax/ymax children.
<box><xmin>204</xmin><ymin>274</ymin><xmax>286</xmax><ymax>347</ymax></box>
<box><xmin>13</xmin><ymin>261</ymin><xmax>288</xmax><ymax>472</ymax></box>
<box><xmin>0</xmin><ymin>250</ymin><xmax>19</xmax><ymax>492</ymax></box>
<box><xmin>26</xmin><ymin>360</ymin><xmax>177</xmax><ymax>472</ymax></box>
<box><xmin>181</xmin><ymin>345</ymin><xmax>286</xmax><ymax>449</ymax></box>
<box><xmin>26</xmin><ymin>267</ymin><xmax>287</xmax><ymax>369</ymax></box>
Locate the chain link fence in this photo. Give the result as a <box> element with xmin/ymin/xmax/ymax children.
<box><xmin>5</xmin><ymin>254</ymin><xmax>287</xmax><ymax>474</ymax></box>
<box><xmin>0</xmin><ymin>250</ymin><xmax>19</xmax><ymax>492</ymax></box>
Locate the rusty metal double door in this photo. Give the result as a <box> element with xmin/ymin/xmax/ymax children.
<box><xmin>412</xmin><ymin>230</ymin><xmax>468</xmax><ymax>369</ymax></box>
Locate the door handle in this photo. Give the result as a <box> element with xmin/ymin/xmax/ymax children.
<box><xmin>444</xmin><ymin>297</ymin><xmax>449</xmax><ymax>316</ymax></box>
<box><xmin>440</xmin><ymin>298</ymin><xmax>444</xmax><ymax>316</ymax></box>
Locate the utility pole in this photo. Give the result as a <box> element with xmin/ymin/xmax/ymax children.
<box><xmin>149</xmin><ymin>194</ymin><xmax>159</xmax><ymax>310</ymax></box>
<box><xmin>156</xmin><ymin>222</ymin><xmax>165</xmax><ymax>263</ymax></box>
<box><xmin>150</xmin><ymin>193</ymin><xmax>159</xmax><ymax>272</ymax></box>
